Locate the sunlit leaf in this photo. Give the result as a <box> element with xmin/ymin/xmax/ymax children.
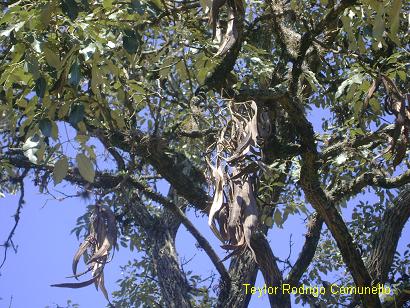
<box><xmin>76</xmin><ymin>153</ymin><xmax>95</xmax><ymax>183</ymax></box>
<box><xmin>53</xmin><ymin>156</ymin><xmax>69</xmax><ymax>185</ymax></box>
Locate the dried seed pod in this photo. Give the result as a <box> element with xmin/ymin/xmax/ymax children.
<box><xmin>51</xmin><ymin>204</ymin><xmax>117</xmax><ymax>305</ymax></box>
<box><xmin>207</xmin><ymin>100</ymin><xmax>269</xmax><ymax>262</ymax></box>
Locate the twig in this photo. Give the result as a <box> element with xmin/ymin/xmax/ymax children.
<box><xmin>0</xmin><ymin>169</ymin><xmax>28</xmax><ymax>269</ymax></box>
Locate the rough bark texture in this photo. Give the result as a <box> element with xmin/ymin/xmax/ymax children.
<box><xmin>150</xmin><ymin>227</ymin><xmax>192</xmax><ymax>308</ymax></box>
<box><xmin>277</xmin><ymin>92</ymin><xmax>382</xmax><ymax>307</ymax></box>
<box><xmin>367</xmin><ymin>187</ymin><xmax>410</xmax><ymax>283</ymax></box>
<box><xmin>149</xmin><ymin>203</ymin><xmax>193</xmax><ymax>308</ymax></box>
<box><xmin>216</xmin><ymin>250</ymin><xmax>258</xmax><ymax>308</ymax></box>
<box><xmin>252</xmin><ymin>233</ymin><xmax>291</xmax><ymax>307</ymax></box>
<box><xmin>126</xmin><ymin>188</ymin><xmax>193</xmax><ymax>308</ymax></box>
<box><xmin>300</xmin><ymin>152</ymin><xmax>382</xmax><ymax>308</ymax></box>
<box><xmin>286</xmin><ymin>213</ymin><xmax>324</xmax><ymax>286</ymax></box>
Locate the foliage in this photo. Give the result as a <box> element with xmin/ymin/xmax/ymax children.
<box><xmin>0</xmin><ymin>0</ymin><xmax>409</xmax><ymax>307</ymax></box>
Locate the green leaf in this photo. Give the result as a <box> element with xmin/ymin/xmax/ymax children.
<box><xmin>372</xmin><ymin>10</ymin><xmax>385</xmax><ymax>43</ymax></box>
<box><xmin>40</xmin><ymin>2</ymin><xmax>54</xmax><ymax>26</ymax></box>
<box><xmin>91</xmin><ymin>64</ymin><xmax>102</xmax><ymax>97</ymax></box>
<box><xmin>39</xmin><ymin>118</ymin><xmax>52</xmax><ymax>137</ymax></box>
<box><xmin>274</xmin><ymin>210</ymin><xmax>282</xmax><ymax>227</ymax></box>
<box><xmin>397</xmin><ymin>71</ymin><xmax>406</xmax><ymax>81</ymax></box>
<box><xmin>69</xmin><ymin>104</ymin><xmax>85</xmax><ymax>127</ymax></box>
<box><xmin>369</xmin><ymin>97</ymin><xmax>381</xmax><ymax>113</ymax></box>
<box><xmin>61</xmin><ymin>0</ymin><xmax>79</xmax><ymax>20</ymax></box>
<box><xmin>197</xmin><ymin>66</ymin><xmax>211</xmax><ymax>84</ymax></box>
<box><xmin>123</xmin><ymin>30</ymin><xmax>140</xmax><ymax>54</ymax></box>
<box><xmin>131</xmin><ymin>0</ymin><xmax>146</xmax><ymax>14</ymax></box>
<box><xmin>35</xmin><ymin>77</ymin><xmax>47</xmax><ymax>98</ymax></box>
<box><xmin>68</xmin><ymin>60</ymin><xmax>81</xmax><ymax>87</ymax></box>
<box><xmin>388</xmin><ymin>0</ymin><xmax>401</xmax><ymax>37</ymax></box>
<box><xmin>264</xmin><ymin>216</ymin><xmax>274</xmax><ymax>228</ymax></box>
<box><xmin>76</xmin><ymin>153</ymin><xmax>95</xmax><ymax>183</ymax></box>
<box><xmin>335</xmin><ymin>74</ymin><xmax>363</xmax><ymax>99</ymax></box>
<box><xmin>43</xmin><ymin>46</ymin><xmax>61</xmax><ymax>70</ymax></box>
<box><xmin>103</xmin><ymin>0</ymin><xmax>114</xmax><ymax>9</ymax></box>
<box><xmin>53</xmin><ymin>156</ymin><xmax>69</xmax><ymax>184</ymax></box>
<box><xmin>26</xmin><ymin>55</ymin><xmax>40</xmax><ymax>79</ymax></box>
<box><xmin>50</xmin><ymin>120</ymin><xmax>59</xmax><ymax>140</ymax></box>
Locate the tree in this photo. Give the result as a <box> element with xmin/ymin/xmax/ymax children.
<box><xmin>0</xmin><ymin>0</ymin><xmax>409</xmax><ymax>307</ymax></box>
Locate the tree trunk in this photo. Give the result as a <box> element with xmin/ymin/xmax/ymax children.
<box><xmin>150</xmin><ymin>226</ymin><xmax>192</xmax><ymax>308</ymax></box>
<box><xmin>367</xmin><ymin>187</ymin><xmax>410</xmax><ymax>283</ymax></box>
<box><xmin>252</xmin><ymin>233</ymin><xmax>291</xmax><ymax>308</ymax></box>
<box><xmin>148</xmin><ymin>189</ymin><xmax>193</xmax><ymax>308</ymax></box>
<box><xmin>216</xmin><ymin>250</ymin><xmax>258</xmax><ymax>308</ymax></box>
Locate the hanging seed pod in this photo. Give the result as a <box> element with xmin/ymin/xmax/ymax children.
<box><xmin>51</xmin><ymin>204</ymin><xmax>117</xmax><ymax>303</ymax></box>
<box><xmin>207</xmin><ymin>100</ymin><xmax>270</xmax><ymax>261</ymax></box>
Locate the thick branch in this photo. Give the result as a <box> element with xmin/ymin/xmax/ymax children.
<box><xmin>95</xmin><ymin>132</ymin><xmax>126</xmax><ymax>170</ymax></box>
<box><xmin>286</xmin><ymin>212</ymin><xmax>324</xmax><ymax>286</ymax></box>
<box><xmin>277</xmin><ymin>94</ymin><xmax>382</xmax><ymax>307</ymax></box>
<box><xmin>148</xmin><ymin>209</ymin><xmax>192</xmax><ymax>308</ymax></box>
<box><xmin>175</xmin><ymin>128</ymin><xmax>218</xmax><ymax>138</ymax></box>
<box><xmin>289</xmin><ymin>0</ymin><xmax>357</xmax><ymax>95</ymax></box>
<box><xmin>252</xmin><ymin>233</ymin><xmax>291</xmax><ymax>308</ymax></box>
<box><xmin>137</xmin><ymin>184</ymin><xmax>231</xmax><ymax>284</ymax></box>
<box><xmin>195</xmin><ymin>0</ymin><xmax>245</xmax><ymax>95</ymax></box>
<box><xmin>321</xmin><ymin>124</ymin><xmax>395</xmax><ymax>161</ymax></box>
<box><xmin>267</xmin><ymin>0</ymin><xmax>300</xmax><ymax>60</ymax></box>
<box><xmin>124</xmin><ymin>129</ymin><xmax>209</xmax><ymax>212</ymax></box>
<box><xmin>330</xmin><ymin>169</ymin><xmax>410</xmax><ymax>202</ymax></box>
<box><xmin>234</xmin><ymin>88</ymin><xmax>288</xmax><ymax>104</ymax></box>
<box><xmin>216</xmin><ymin>250</ymin><xmax>257</xmax><ymax>308</ymax></box>
<box><xmin>367</xmin><ymin>187</ymin><xmax>410</xmax><ymax>283</ymax></box>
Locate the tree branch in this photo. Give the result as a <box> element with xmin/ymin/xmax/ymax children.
<box><xmin>289</xmin><ymin>0</ymin><xmax>357</xmax><ymax>95</ymax></box>
<box><xmin>110</xmin><ymin>128</ymin><xmax>210</xmax><ymax>212</ymax></box>
<box><xmin>321</xmin><ymin>124</ymin><xmax>395</xmax><ymax>161</ymax></box>
<box><xmin>216</xmin><ymin>250</ymin><xmax>257</xmax><ymax>308</ymax></box>
<box><xmin>277</xmin><ymin>94</ymin><xmax>382</xmax><ymax>307</ymax></box>
<box><xmin>252</xmin><ymin>233</ymin><xmax>291</xmax><ymax>307</ymax></box>
<box><xmin>286</xmin><ymin>212</ymin><xmax>324</xmax><ymax>286</ymax></box>
<box><xmin>0</xmin><ymin>169</ymin><xmax>28</xmax><ymax>269</ymax></box>
<box><xmin>330</xmin><ymin>169</ymin><xmax>410</xmax><ymax>202</ymax></box>
<box><xmin>366</xmin><ymin>186</ymin><xmax>410</xmax><ymax>283</ymax></box>
<box><xmin>135</xmin><ymin>183</ymin><xmax>231</xmax><ymax>284</ymax></box>
<box><xmin>195</xmin><ymin>0</ymin><xmax>245</xmax><ymax>95</ymax></box>
<box><xmin>267</xmin><ymin>0</ymin><xmax>300</xmax><ymax>60</ymax></box>
<box><xmin>95</xmin><ymin>132</ymin><xmax>126</xmax><ymax>170</ymax></box>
